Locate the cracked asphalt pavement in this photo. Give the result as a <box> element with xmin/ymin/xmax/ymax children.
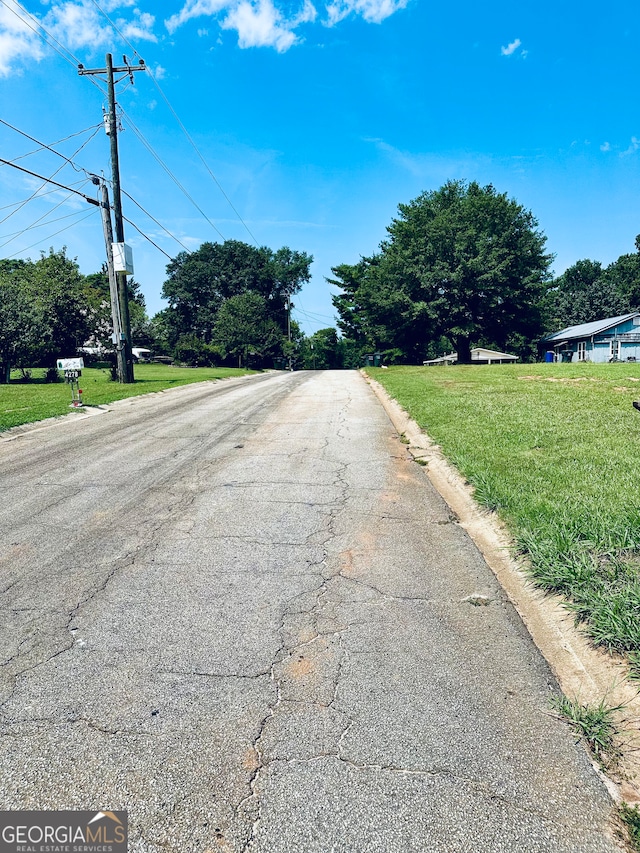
<box><xmin>0</xmin><ymin>370</ymin><xmax>620</xmax><ymax>852</ymax></box>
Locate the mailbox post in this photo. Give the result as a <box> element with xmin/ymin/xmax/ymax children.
<box><xmin>57</xmin><ymin>358</ymin><xmax>85</xmax><ymax>407</ymax></box>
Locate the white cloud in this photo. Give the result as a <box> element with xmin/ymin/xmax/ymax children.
<box><xmin>167</xmin><ymin>0</ymin><xmax>401</xmax><ymax>49</ymax></box>
<box><xmin>165</xmin><ymin>0</ymin><xmax>230</xmax><ymax>34</ymax></box>
<box><xmin>150</xmin><ymin>62</ymin><xmax>166</xmax><ymax>79</ymax></box>
<box><xmin>197</xmin><ymin>26</ymin><xmax>209</xmax><ymax>35</ymax></box>
<box><xmin>501</xmin><ymin>37</ymin><xmax>521</xmax><ymax>56</ymax></box>
<box><xmin>0</xmin><ymin>1</ymin><xmax>45</xmax><ymax>77</ymax></box>
<box><xmin>0</xmin><ymin>0</ymin><xmax>161</xmax><ymax>74</ymax></box>
<box><xmin>600</xmin><ymin>141</ymin><xmax>611</xmax><ymax>152</ymax></box>
<box><xmin>622</xmin><ymin>136</ymin><xmax>640</xmax><ymax>156</ymax></box>
<box><xmin>120</xmin><ymin>9</ymin><xmax>157</xmax><ymax>42</ymax></box>
<box><xmin>325</xmin><ymin>0</ymin><xmax>406</xmax><ymax>26</ymax></box>
<box><xmin>222</xmin><ymin>0</ymin><xmax>297</xmax><ymax>51</ymax></box>
<box><xmin>45</xmin><ymin>1</ymin><xmax>112</xmax><ymax>50</ymax></box>
<box><xmin>292</xmin><ymin>0</ymin><xmax>317</xmax><ymax>25</ymax></box>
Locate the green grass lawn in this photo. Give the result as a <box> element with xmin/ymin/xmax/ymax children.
<box><xmin>0</xmin><ymin>364</ymin><xmax>256</xmax><ymax>432</ymax></box>
<box><xmin>367</xmin><ymin>362</ymin><xmax>640</xmax><ymax>658</ymax></box>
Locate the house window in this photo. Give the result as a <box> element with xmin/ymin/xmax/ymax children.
<box><xmin>577</xmin><ymin>341</ymin><xmax>586</xmax><ymax>361</ymax></box>
<box><xmin>610</xmin><ymin>340</ymin><xmax>620</xmax><ymax>361</ymax></box>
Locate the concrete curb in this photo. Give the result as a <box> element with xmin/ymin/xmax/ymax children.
<box><xmin>364</xmin><ymin>371</ymin><xmax>640</xmax><ymax>805</ymax></box>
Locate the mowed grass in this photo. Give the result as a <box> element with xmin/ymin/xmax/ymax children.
<box><xmin>0</xmin><ymin>363</ymin><xmax>256</xmax><ymax>432</ymax></box>
<box><xmin>367</xmin><ymin>362</ymin><xmax>640</xmax><ymax>656</ymax></box>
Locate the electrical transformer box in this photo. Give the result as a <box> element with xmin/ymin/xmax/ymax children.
<box><xmin>112</xmin><ymin>242</ymin><xmax>134</xmax><ymax>275</ymax></box>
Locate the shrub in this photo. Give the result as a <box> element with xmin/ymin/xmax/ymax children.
<box><xmin>43</xmin><ymin>366</ymin><xmax>61</xmax><ymax>383</ymax></box>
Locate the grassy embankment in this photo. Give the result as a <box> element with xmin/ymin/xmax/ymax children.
<box><xmin>0</xmin><ymin>363</ymin><xmax>255</xmax><ymax>433</ymax></box>
<box><xmin>366</xmin><ymin>362</ymin><xmax>640</xmax><ymax>665</ymax></box>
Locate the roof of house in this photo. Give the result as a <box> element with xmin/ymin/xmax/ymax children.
<box><xmin>423</xmin><ymin>348</ymin><xmax>517</xmax><ymax>365</ymax></box>
<box><xmin>471</xmin><ymin>347</ymin><xmax>518</xmax><ymax>361</ymax></box>
<box><xmin>542</xmin><ymin>312</ymin><xmax>640</xmax><ymax>343</ymax></box>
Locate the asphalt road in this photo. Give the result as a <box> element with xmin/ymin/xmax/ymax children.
<box><xmin>0</xmin><ymin>370</ymin><xmax>621</xmax><ymax>852</ymax></box>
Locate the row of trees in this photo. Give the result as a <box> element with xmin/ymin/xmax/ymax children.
<box><xmin>330</xmin><ymin>180</ymin><xmax>640</xmax><ymax>364</ymax></box>
<box><xmin>4</xmin><ymin>182</ymin><xmax>640</xmax><ymax>377</ymax></box>
<box><xmin>0</xmin><ymin>249</ymin><xmax>147</xmax><ymax>382</ymax></box>
<box><xmin>0</xmin><ymin>240</ymin><xmax>314</xmax><ymax>381</ymax></box>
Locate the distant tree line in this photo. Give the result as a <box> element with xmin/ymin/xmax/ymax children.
<box><xmin>0</xmin><ymin>240</ymin><xmax>316</xmax><ymax>381</ymax></box>
<box><xmin>5</xmin><ymin>186</ymin><xmax>640</xmax><ymax>380</ymax></box>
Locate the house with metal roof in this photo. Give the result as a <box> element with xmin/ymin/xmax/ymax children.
<box><xmin>541</xmin><ymin>312</ymin><xmax>640</xmax><ymax>362</ymax></box>
<box><xmin>423</xmin><ymin>347</ymin><xmax>518</xmax><ymax>366</ymax></box>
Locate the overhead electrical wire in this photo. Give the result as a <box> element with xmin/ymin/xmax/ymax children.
<box><xmin>122</xmin><ymin>216</ymin><xmax>174</xmax><ymax>261</ymax></box>
<box><xmin>1</xmin><ymin>119</ymin><xmax>103</xmax><ymax>169</ymax></box>
<box><xmin>120</xmin><ymin>188</ymin><xmax>192</xmax><ymax>254</ymax></box>
<box><xmin>86</xmin><ymin>0</ymin><xmax>259</xmax><ymax>246</ymax></box>
<box><xmin>0</xmin><ymin>179</ymin><xmax>91</xmax><ymax>211</ymax></box>
<box><xmin>142</xmin><ymin>79</ymin><xmax>260</xmax><ymax>247</ymax></box>
<box><xmin>9</xmin><ymin>208</ymin><xmax>97</xmax><ymax>258</ymax></box>
<box><xmin>0</xmin><ymin>188</ymin><xmax>91</xmax><ymax>250</ymax></box>
<box><xmin>1</xmin><ymin>156</ymin><xmax>183</xmax><ymax>265</ymax></box>
<box><xmin>0</xmin><ymin>0</ymin><xmax>104</xmax><ymax>93</ymax></box>
<box><xmin>0</xmin><ymin>159</ymin><xmax>100</xmax><ymax>207</ymax></box>
<box><xmin>119</xmin><ymin>109</ymin><xmax>226</xmax><ymax>241</ymax></box>
<box><xmin>0</xmin><ymin>127</ymin><xmax>102</xmax><ymax>226</ymax></box>
<box><xmin>0</xmin><ymin>204</ymin><xmax>94</xmax><ymax>244</ymax></box>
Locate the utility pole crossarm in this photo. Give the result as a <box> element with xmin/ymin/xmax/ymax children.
<box><xmin>78</xmin><ymin>61</ymin><xmax>145</xmax><ymax>76</ymax></box>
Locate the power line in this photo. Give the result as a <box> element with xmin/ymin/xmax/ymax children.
<box><xmin>8</xmin><ymin>208</ymin><xmax>97</xmax><ymax>258</ymax></box>
<box><xmin>86</xmin><ymin>0</ymin><xmax>259</xmax><ymax>246</ymax></box>
<box><xmin>0</xmin><ymin>159</ymin><xmax>100</xmax><ymax>207</ymax></box>
<box><xmin>143</xmin><ymin>74</ymin><xmax>260</xmax><ymax>246</ymax></box>
<box><xmin>0</xmin><ymin>204</ymin><xmax>92</xmax><ymax>244</ymax></box>
<box><xmin>0</xmin><ymin>128</ymin><xmax>101</xmax><ymax>225</ymax></box>
<box><xmin>0</xmin><ymin>179</ymin><xmax>90</xmax><ymax>211</ymax></box>
<box><xmin>120</xmin><ymin>109</ymin><xmax>226</xmax><ymax>241</ymax></box>
<box><xmin>121</xmin><ymin>188</ymin><xmax>192</xmax><ymax>254</ymax></box>
<box><xmin>122</xmin><ymin>215</ymin><xmax>174</xmax><ymax>261</ymax></box>
<box><xmin>0</xmin><ymin>190</ymin><xmax>87</xmax><ymax>249</ymax></box>
<box><xmin>0</xmin><ymin>120</ymin><xmax>102</xmax><ymax>169</ymax></box>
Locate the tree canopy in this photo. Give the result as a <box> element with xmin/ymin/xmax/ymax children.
<box><xmin>161</xmin><ymin>240</ymin><xmax>313</xmax><ymax>364</ymax></box>
<box><xmin>543</xmin><ymin>259</ymin><xmax>630</xmax><ymax>329</ymax></box>
<box><xmin>331</xmin><ymin>181</ymin><xmax>553</xmax><ymax>363</ymax></box>
<box><xmin>0</xmin><ymin>249</ymin><xmax>94</xmax><ymax>379</ymax></box>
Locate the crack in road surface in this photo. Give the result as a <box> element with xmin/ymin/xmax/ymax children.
<box><xmin>0</xmin><ymin>371</ymin><xmax>622</xmax><ymax>853</ymax></box>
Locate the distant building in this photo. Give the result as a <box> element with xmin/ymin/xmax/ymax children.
<box><xmin>423</xmin><ymin>347</ymin><xmax>518</xmax><ymax>366</ymax></box>
<box><xmin>540</xmin><ymin>313</ymin><xmax>640</xmax><ymax>363</ymax></box>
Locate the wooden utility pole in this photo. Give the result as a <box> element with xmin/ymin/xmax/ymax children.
<box><xmin>79</xmin><ymin>54</ymin><xmax>145</xmax><ymax>382</ymax></box>
<box><xmin>286</xmin><ymin>294</ymin><xmax>292</xmax><ymax>371</ymax></box>
<box><xmin>96</xmin><ymin>179</ymin><xmax>126</xmax><ymax>382</ymax></box>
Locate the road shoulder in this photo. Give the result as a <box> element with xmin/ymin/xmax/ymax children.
<box><xmin>364</xmin><ymin>371</ymin><xmax>640</xmax><ymax>808</ymax></box>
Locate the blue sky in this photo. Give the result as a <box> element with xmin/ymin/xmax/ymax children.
<box><xmin>1</xmin><ymin>0</ymin><xmax>640</xmax><ymax>333</ymax></box>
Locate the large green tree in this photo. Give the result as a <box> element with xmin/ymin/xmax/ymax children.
<box><xmin>332</xmin><ymin>181</ymin><xmax>553</xmax><ymax>363</ymax></box>
<box><xmin>162</xmin><ymin>240</ymin><xmax>312</xmax><ymax>353</ymax></box>
<box><xmin>213</xmin><ymin>292</ymin><xmax>281</xmax><ymax>367</ymax></box>
<box><xmin>0</xmin><ymin>260</ymin><xmax>43</xmax><ymax>382</ymax></box>
<box><xmin>0</xmin><ymin>249</ymin><xmax>92</xmax><ymax>379</ymax></box>
<box><xmin>602</xmin><ymin>237</ymin><xmax>640</xmax><ymax>311</ymax></box>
